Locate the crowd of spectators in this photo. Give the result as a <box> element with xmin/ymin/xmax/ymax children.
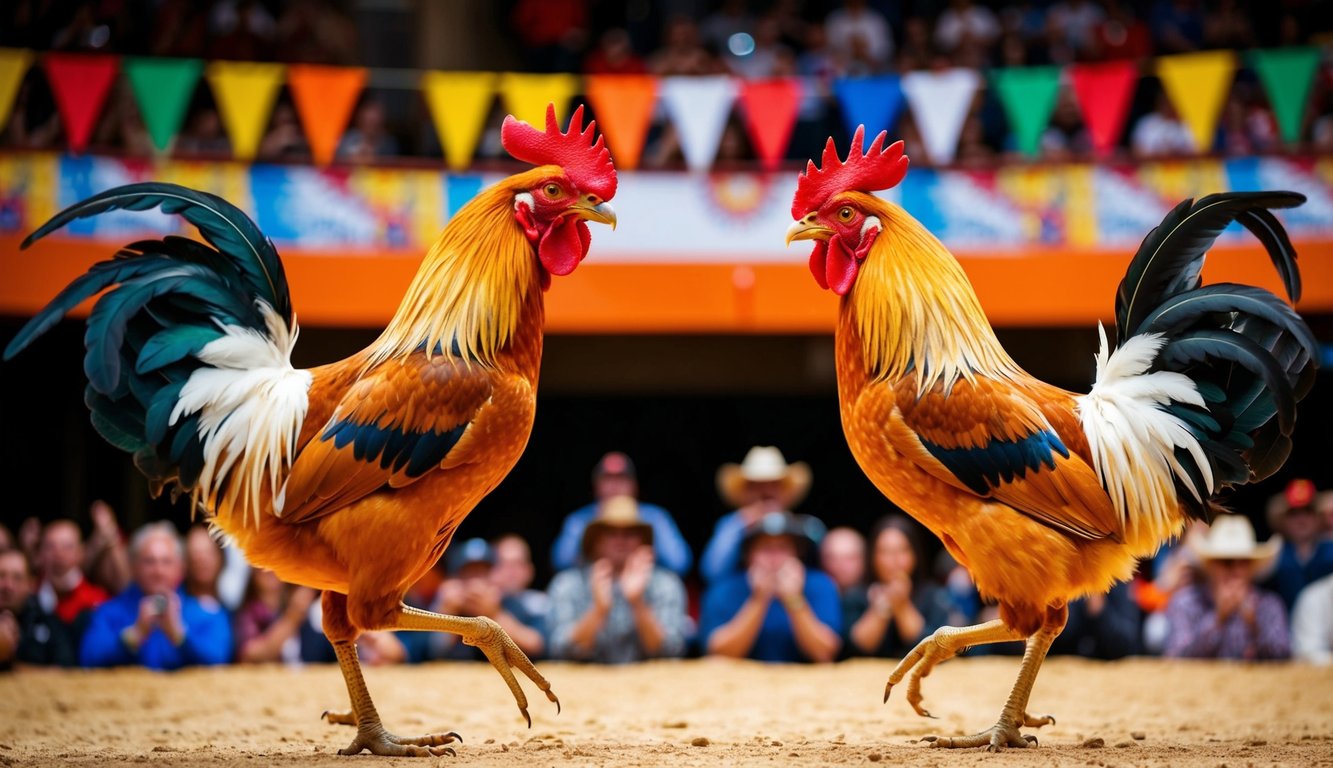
<box><xmin>2</xmin><ymin>0</ymin><xmax>1331</xmax><ymax>168</ymax></box>
<box><xmin>3</xmin><ymin>452</ymin><xmax>1331</xmax><ymax>673</ymax></box>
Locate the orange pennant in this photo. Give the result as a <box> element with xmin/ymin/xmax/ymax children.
<box><xmin>584</xmin><ymin>75</ymin><xmax>658</xmax><ymax>171</ymax></box>
<box><xmin>286</xmin><ymin>65</ymin><xmax>367</xmax><ymax>166</ymax></box>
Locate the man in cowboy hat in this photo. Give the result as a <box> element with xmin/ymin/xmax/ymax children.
<box><xmin>701</xmin><ymin>446</ymin><xmax>812</xmax><ymax>584</ymax></box>
<box><xmin>547</xmin><ymin>496</ymin><xmax>688</xmax><ymax>663</ymax></box>
<box><xmin>699</xmin><ymin>510</ymin><xmax>841</xmax><ymax>663</ymax></box>
<box><xmin>1262</xmin><ymin>478</ymin><xmax>1333</xmax><ymax>611</ymax></box>
<box><xmin>1163</xmin><ymin>515</ymin><xmax>1290</xmax><ymax>660</ymax></box>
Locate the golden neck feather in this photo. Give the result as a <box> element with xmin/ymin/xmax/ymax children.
<box><xmin>846</xmin><ymin>194</ymin><xmax>1022</xmax><ymax>393</ymax></box>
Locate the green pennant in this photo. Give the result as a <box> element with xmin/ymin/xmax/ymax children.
<box><xmin>124</xmin><ymin>57</ymin><xmax>203</xmax><ymax>152</ymax></box>
<box><xmin>1250</xmin><ymin>47</ymin><xmax>1320</xmax><ymax>145</ymax></box>
<box><xmin>991</xmin><ymin>66</ymin><xmax>1062</xmax><ymax>157</ymax></box>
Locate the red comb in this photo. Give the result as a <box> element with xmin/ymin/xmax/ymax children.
<box><xmin>791</xmin><ymin>126</ymin><xmax>908</xmax><ymax>218</ymax></box>
<box><xmin>501</xmin><ymin>103</ymin><xmax>617</xmax><ymax>201</ymax></box>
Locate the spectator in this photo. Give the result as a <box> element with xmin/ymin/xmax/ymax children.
<box><xmin>550</xmin><ymin>452</ymin><xmax>693</xmax><ymax>576</ymax></box>
<box><xmin>80</xmin><ymin>522</ymin><xmax>233</xmax><ymax>669</ymax></box>
<box><xmin>234</xmin><ymin>568</ymin><xmax>317</xmax><ymax>664</ymax></box>
<box><xmin>701</xmin><ymin>446</ymin><xmax>811</xmax><ymax>584</ymax></box>
<box><xmin>1131</xmin><ymin>88</ymin><xmax>1195</xmax><ymax>158</ymax></box>
<box><xmin>826</xmin><ymin>0</ymin><xmax>893</xmax><ymax>74</ymax></box>
<box><xmin>337</xmin><ymin>98</ymin><xmax>400</xmax><ymax>163</ymax></box>
<box><xmin>728</xmin><ymin>12</ymin><xmax>793</xmax><ymax>80</ymax></box>
<box><xmin>491</xmin><ymin>533</ymin><xmax>550</xmax><ymax>621</ymax></box>
<box><xmin>82</xmin><ymin>500</ymin><xmax>130</xmax><ymax>596</ymax></box>
<box><xmin>1089</xmin><ymin>0</ymin><xmax>1153</xmax><ymax>61</ymax></box>
<box><xmin>37</xmin><ymin>520</ymin><xmax>108</xmax><ymax>633</ymax></box>
<box><xmin>1039</xmin><ymin>87</ymin><xmax>1093</xmax><ymax>160</ymax></box>
<box><xmin>1149</xmin><ymin>0</ymin><xmax>1204</xmax><ymax>53</ymax></box>
<box><xmin>430</xmin><ymin>538</ymin><xmax>545</xmax><ymax>661</ymax></box>
<box><xmin>257</xmin><ymin>100</ymin><xmax>309</xmax><ymax>161</ymax></box>
<box><xmin>1138</xmin><ymin>519</ymin><xmax>1207</xmax><ymax>654</ymax></box>
<box><xmin>699</xmin><ymin>0</ymin><xmax>754</xmax><ymax>62</ymax></box>
<box><xmin>184</xmin><ymin>525</ymin><xmax>230</xmax><ymax>636</ymax></box>
<box><xmin>1047</xmin><ymin>0</ymin><xmax>1107</xmax><ymax>59</ymax></box>
<box><xmin>1163</xmin><ymin>515</ymin><xmax>1290</xmax><ymax>660</ymax></box>
<box><xmin>935</xmin><ymin>550</ymin><xmax>981</xmax><ymax>627</ymax></box>
<box><xmin>648</xmin><ymin>15</ymin><xmax>723</xmax><ymax>76</ymax></box>
<box><xmin>508</xmin><ymin>0</ymin><xmax>589</xmax><ymax>74</ymax></box>
<box><xmin>820</xmin><ymin>526</ymin><xmax>866</xmax><ymax>595</ymax></box>
<box><xmin>843</xmin><ymin>516</ymin><xmax>951</xmax><ymax>659</ymax></box>
<box><xmin>934</xmin><ymin>0</ymin><xmax>1001</xmax><ymax>65</ymax></box>
<box><xmin>1263</xmin><ymin>478</ymin><xmax>1333</xmax><ymax>612</ymax></box>
<box><xmin>1292</xmin><ymin>572</ymin><xmax>1333</xmax><ymax>665</ymax></box>
<box><xmin>700</xmin><ymin>511</ymin><xmax>839</xmax><ymax>663</ymax></box>
<box><xmin>1049</xmin><ymin>581</ymin><xmax>1141</xmax><ymax>659</ymax></box>
<box><xmin>547</xmin><ymin>496</ymin><xmax>688</xmax><ymax>663</ymax></box>
<box><xmin>207</xmin><ymin>0</ymin><xmax>276</xmax><ymax>62</ymax></box>
<box><xmin>1</xmin><ymin>548</ymin><xmax>81</xmax><ymax>668</ymax></box>
<box><xmin>583</xmin><ymin>28</ymin><xmax>647</xmax><ymax>75</ymax></box>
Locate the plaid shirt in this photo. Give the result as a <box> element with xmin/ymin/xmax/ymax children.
<box><xmin>1163</xmin><ymin>584</ymin><xmax>1290</xmax><ymax>660</ymax></box>
<box><xmin>546</xmin><ymin>565</ymin><xmax>687</xmax><ymax>664</ymax></box>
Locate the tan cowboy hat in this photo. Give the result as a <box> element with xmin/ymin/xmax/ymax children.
<box><xmin>581</xmin><ymin>495</ymin><xmax>654</xmax><ymax>560</ymax></box>
<box><xmin>716</xmin><ymin>446</ymin><xmax>812</xmax><ymax>508</ymax></box>
<box><xmin>1190</xmin><ymin>515</ymin><xmax>1279</xmax><ymax>563</ymax></box>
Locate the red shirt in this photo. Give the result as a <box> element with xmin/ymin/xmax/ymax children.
<box><xmin>54</xmin><ymin>577</ymin><xmax>109</xmax><ymax>624</ymax></box>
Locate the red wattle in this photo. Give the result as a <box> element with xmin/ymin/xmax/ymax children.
<box><xmin>808</xmin><ymin>240</ymin><xmax>830</xmax><ymax>290</ymax></box>
<box><xmin>825</xmin><ymin>234</ymin><xmax>858</xmax><ymax>296</ymax></box>
<box><xmin>538</xmin><ymin>218</ymin><xmax>588</xmax><ymax>278</ymax></box>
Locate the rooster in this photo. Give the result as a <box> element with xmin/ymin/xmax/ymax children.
<box><xmin>786</xmin><ymin>128</ymin><xmax>1315</xmax><ymax>750</ymax></box>
<box><xmin>4</xmin><ymin>104</ymin><xmax>618</xmax><ymax>757</ymax></box>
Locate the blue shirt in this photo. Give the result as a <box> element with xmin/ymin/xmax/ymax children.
<box><xmin>551</xmin><ymin>501</ymin><xmax>693</xmax><ymax>576</ymax></box>
<box><xmin>699</xmin><ymin>510</ymin><xmax>748</xmax><ymax>584</ymax></box>
<box><xmin>699</xmin><ymin>569</ymin><xmax>842</xmax><ymax>663</ymax></box>
<box><xmin>1265</xmin><ymin>539</ymin><xmax>1333</xmax><ymax>612</ymax></box>
<box><xmin>79</xmin><ymin>585</ymin><xmax>232</xmax><ymax>670</ymax></box>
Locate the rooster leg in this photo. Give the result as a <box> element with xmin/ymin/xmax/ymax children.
<box><xmin>885</xmin><ymin>620</ymin><xmax>1022</xmax><ymax>718</ymax></box>
<box><xmin>925</xmin><ymin>604</ymin><xmax>1068</xmax><ymax>752</ymax></box>
<box><xmin>393</xmin><ymin>603</ymin><xmax>560</xmax><ymax>727</ymax></box>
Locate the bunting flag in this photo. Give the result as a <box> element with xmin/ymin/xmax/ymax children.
<box><xmin>1068</xmin><ymin>61</ymin><xmax>1138</xmax><ymax>156</ymax></box>
<box><xmin>207</xmin><ymin>61</ymin><xmax>284</xmax><ymax>161</ymax></box>
<box><xmin>498</xmin><ymin>73</ymin><xmax>580</xmax><ymax>127</ymax></box>
<box><xmin>123</xmin><ymin>57</ymin><xmax>203</xmax><ymax>152</ymax></box>
<box><xmin>421</xmin><ymin>71</ymin><xmax>496</xmax><ymax>170</ymax></box>
<box><xmin>0</xmin><ymin>48</ymin><xmax>32</xmax><ymax>132</ymax></box>
<box><xmin>43</xmin><ymin>53</ymin><xmax>119</xmax><ymax>153</ymax></box>
<box><xmin>287</xmin><ymin>64</ymin><xmax>367</xmax><ymax>166</ymax></box>
<box><xmin>659</xmin><ymin>76</ymin><xmax>737</xmax><ymax>172</ymax></box>
<box><xmin>991</xmin><ymin>66</ymin><xmax>1062</xmax><ymax>157</ymax></box>
<box><xmin>901</xmin><ymin>68</ymin><xmax>979</xmax><ymax>165</ymax></box>
<box><xmin>737</xmin><ymin>78</ymin><xmax>801</xmax><ymax>170</ymax></box>
<box><xmin>831</xmin><ymin>75</ymin><xmax>904</xmax><ymax>140</ymax></box>
<box><xmin>1157</xmin><ymin>50</ymin><xmax>1237</xmax><ymax>152</ymax></box>
<box><xmin>1251</xmin><ymin>47</ymin><xmax>1320</xmax><ymax>145</ymax></box>
<box><xmin>584</xmin><ymin>74</ymin><xmax>657</xmax><ymax>171</ymax></box>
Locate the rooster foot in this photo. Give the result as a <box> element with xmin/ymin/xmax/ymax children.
<box><xmin>883</xmin><ymin>630</ymin><xmax>961</xmax><ymax>718</ymax></box>
<box><xmin>339</xmin><ymin>724</ymin><xmax>462</xmax><ymax>757</ymax></box>
<box><xmin>321</xmin><ymin>709</ymin><xmax>356</xmax><ymax>727</ymax></box>
<box><xmin>464</xmin><ymin>617</ymin><xmax>561</xmax><ymax>727</ymax></box>
<box><xmin>921</xmin><ymin>722</ymin><xmax>1039</xmax><ymax>752</ymax></box>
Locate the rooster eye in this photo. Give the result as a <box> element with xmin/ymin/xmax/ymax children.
<box><xmin>838</xmin><ymin>206</ymin><xmax>854</xmax><ymax>221</ymax></box>
<box><xmin>544</xmin><ymin>184</ymin><xmax>564</xmax><ymax>198</ymax></box>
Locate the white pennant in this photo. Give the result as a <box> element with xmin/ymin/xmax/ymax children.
<box><xmin>901</xmin><ymin>68</ymin><xmax>980</xmax><ymax>165</ymax></box>
<box><xmin>659</xmin><ymin>76</ymin><xmax>737</xmax><ymax>172</ymax></box>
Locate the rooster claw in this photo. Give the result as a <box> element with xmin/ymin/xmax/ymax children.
<box><xmin>321</xmin><ymin>709</ymin><xmax>356</xmax><ymax>726</ymax></box>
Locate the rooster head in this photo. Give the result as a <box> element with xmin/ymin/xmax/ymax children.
<box><xmin>785</xmin><ymin>127</ymin><xmax>908</xmax><ymax>296</ymax></box>
<box><xmin>502</xmin><ymin>103</ymin><xmax>617</xmax><ymax>287</ymax></box>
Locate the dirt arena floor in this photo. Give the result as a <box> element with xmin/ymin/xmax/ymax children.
<box><xmin>3</xmin><ymin>656</ymin><xmax>1332</xmax><ymax>767</ymax></box>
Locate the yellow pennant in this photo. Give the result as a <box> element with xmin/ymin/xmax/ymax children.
<box><xmin>421</xmin><ymin>71</ymin><xmax>497</xmax><ymax>170</ymax></box>
<box><xmin>0</xmin><ymin>48</ymin><xmax>33</xmax><ymax>132</ymax></box>
<box><xmin>206</xmin><ymin>61</ymin><xmax>285</xmax><ymax>161</ymax></box>
<box><xmin>498</xmin><ymin>73</ymin><xmax>580</xmax><ymax>129</ymax></box>
<box><xmin>1156</xmin><ymin>51</ymin><xmax>1237</xmax><ymax>153</ymax></box>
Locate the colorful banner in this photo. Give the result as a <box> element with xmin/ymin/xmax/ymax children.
<box><xmin>124</xmin><ymin>57</ymin><xmax>203</xmax><ymax>152</ymax></box>
<box><xmin>584</xmin><ymin>74</ymin><xmax>658</xmax><ymax>171</ymax></box>
<box><xmin>43</xmin><ymin>53</ymin><xmax>119</xmax><ymax>153</ymax></box>
<box><xmin>901</xmin><ymin>68</ymin><xmax>980</xmax><ymax>165</ymax></box>
<box><xmin>1069</xmin><ymin>61</ymin><xmax>1138</xmax><ymax>156</ymax></box>
<box><xmin>737</xmin><ymin>78</ymin><xmax>801</xmax><ymax>171</ymax></box>
<box><xmin>206</xmin><ymin>61</ymin><xmax>285</xmax><ymax>161</ymax></box>
<box><xmin>991</xmin><ymin>66</ymin><xmax>1062</xmax><ymax>157</ymax></box>
<box><xmin>831</xmin><ymin>76</ymin><xmax>904</xmax><ymax>141</ymax></box>
<box><xmin>1157</xmin><ymin>50</ymin><xmax>1237</xmax><ymax>152</ymax></box>
<box><xmin>0</xmin><ymin>48</ymin><xmax>32</xmax><ymax>133</ymax></box>
<box><xmin>659</xmin><ymin>76</ymin><xmax>737</xmax><ymax>172</ymax></box>
<box><xmin>1251</xmin><ymin>47</ymin><xmax>1321</xmax><ymax>145</ymax></box>
<box><xmin>498</xmin><ymin>73</ymin><xmax>579</xmax><ymax>127</ymax></box>
<box><xmin>287</xmin><ymin>64</ymin><xmax>367</xmax><ymax>166</ymax></box>
<box><xmin>421</xmin><ymin>71</ymin><xmax>496</xmax><ymax>171</ymax></box>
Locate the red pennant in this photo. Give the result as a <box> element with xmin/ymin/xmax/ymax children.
<box><xmin>1069</xmin><ymin>61</ymin><xmax>1138</xmax><ymax>157</ymax></box>
<box><xmin>43</xmin><ymin>53</ymin><xmax>119</xmax><ymax>153</ymax></box>
<box><xmin>287</xmin><ymin>64</ymin><xmax>367</xmax><ymax>166</ymax></box>
<box><xmin>737</xmin><ymin>79</ymin><xmax>802</xmax><ymax>171</ymax></box>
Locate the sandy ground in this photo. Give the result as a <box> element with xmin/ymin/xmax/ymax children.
<box><xmin>3</xmin><ymin>656</ymin><xmax>1332</xmax><ymax>767</ymax></box>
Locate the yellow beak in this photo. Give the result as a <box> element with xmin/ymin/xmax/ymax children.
<box><xmin>785</xmin><ymin>217</ymin><xmax>832</xmax><ymax>246</ymax></box>
<box><xmin>569</xmin><ymin>200</ymin><xmax>617</xmax><ymax>230</ymax></box>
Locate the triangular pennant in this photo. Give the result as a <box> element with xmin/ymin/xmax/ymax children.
<box><xmin>1068</xmin><ymin>61</ymin><xmax>1138</xmax><ymax>156</ymax></box>
<box><xmin>123</xmin><ymin>57</ymin><xmax>203</xmax><ymax>152</ymax></box>
<box><xmin>1157</xmin><ymin>50</ymin><xmax>1237</xmax><ymax>152</ymax></box>
<box><xmin>990</xmin><ymin>66</ymin><xmax>1062</xmax><ymax>157</ymax></box>
<box><xmin>901</xmin><ymin>68</ymin><xmax>980</xmax><ymax>165</ymax></box>
<box><xmin>206</xmin><ymin>61</ymin><xmax>285</xmax><ymax>161</ymax></box>
<box><xmin>421</xmin><ymin>71</ymin><xmax>496</xmax><ymax>170</ymax></box>
<box><xmin>737</xmin><ymin>78</ymin><xmax>802</xmax><ymax>170</ymax></box>
<box><xmin>42</xmin><ymin>53</ymin><xmax>119</xmax><ymax>153</ymax></box>
<box><xmin>498</xmin><ymin>73</ymin><xmax>580</xmax><ymax>127</ymax></box>
<box><xmin>659</xmin><ymin>76</ymin><xmax>737</xmax><ymax>172</ymax></box>
<box><xmin>831</xmin><ymin>76</ymin><xmax>904</xmax><ymax>140</ymax></box>
<box><xmin>286</xmin><ymin>64</ymin><xmax>367</xmax><ymax>166</ymax></box>
<box><xmin>584</xmin><ymin>74</ymin><xmax>657</xmax><ymax>171</ymax></box>
<box><xmin>0</xmin><ymin>48</ymin><xmax>33</xmax><ymax>133</ymax></box>
<box><xmin>1250</xmin><ymin>47</ymin><xmax>1321</xmax><ymax>145</ymax></box>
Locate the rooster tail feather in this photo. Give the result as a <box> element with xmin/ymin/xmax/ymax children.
<box><xmin>4</xmin><ymin>183</ymin><xmax>309</xmax><ymax>527</ymax></box>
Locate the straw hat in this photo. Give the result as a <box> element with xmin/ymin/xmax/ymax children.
<box><xmin>1190</xmin><ymin>515</ymin><xmax>1279</xmax><ymax>563</ymax></box>
<box><xmin>716</xmin><ymin>446</ymin><xmax>812</xmax><ymax>508</ymax></box>
<box><xmin>581</xmin><ymin>495</ymin><xmax>654</xmax><ymax>560</ymax></box>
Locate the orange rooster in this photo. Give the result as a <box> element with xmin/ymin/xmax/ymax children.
<box><xmin>4</xmin><ymin>104</ymin><xmax>618</xmax><ymax>757</ymax></box>
<box><xmin>786</xmin><ymin>128</ymin><xmax>1315</xmax><ymax>750</ymax></box>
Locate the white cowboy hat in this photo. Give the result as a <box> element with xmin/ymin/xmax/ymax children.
<box><xmin>716</xmin><ymin>446</ymin><xmax>812</xmax><ymax>508</ymax></box>
<box><xmin>1190</xmin><ymin>515</ymin><xmax>1279</xmax><ymax>562</ymax></box>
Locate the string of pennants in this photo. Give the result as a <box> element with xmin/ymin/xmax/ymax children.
<box><xmin>0</xmin><ymin>48</ymin><xmax>1321</xmax><ymax>170</ymax></box>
